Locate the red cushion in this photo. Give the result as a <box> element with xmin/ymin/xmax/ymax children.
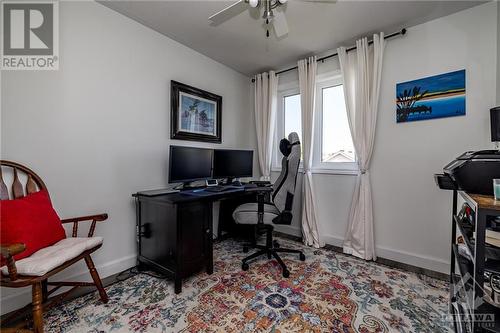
<box><xmin>1</xmin><ymin>190</ymin><xmax>66</xmax><ymax>265</ymax></box>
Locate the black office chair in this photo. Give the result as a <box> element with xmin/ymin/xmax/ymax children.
<box><xmin>232</xmin><ymin>132</ymin><xmax>305</xmax><ymax>277</ymax></box>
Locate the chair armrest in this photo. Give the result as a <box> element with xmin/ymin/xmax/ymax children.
<box><xmin>1</xmin><ymin>243</ymin><xmax>26</xmax><ymax>258</ymax></box>
<box><xmin>61</xmin><ymin>213</ymin><xmax>108</xmax><ymax>237</ymax></box>
<box><xmin>244</xmin><ymin>186</ymin><xmax>274</xmax><ymax>225</ymax></box>
<box><xmin>245</xmin><ymin>186</ymin><xmax>273</xmax><ymax>194</ymax></box>
<box><xmin>61</xmin><ymin>213</ymin><xmax>108</xmax><ymax>224</ymax></box>
<box><xmin>0</xmin><ymin>243</ymin><xmax>26</xmax><ymax>281</ymax></box>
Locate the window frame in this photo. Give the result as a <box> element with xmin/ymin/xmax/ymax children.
<box><xmin>273</xmin><ymin>86</ymin><xmax>301</xmax><ymax>171</ymax></box>
<box><xmin>312</xmin><ymin>72</ymin><xmax>358</xmax><ymax>174</ymax></box>
<box><xmin>272</xmin><ymin>71</ymin><xmax>358</xmax><ymax>175</ymax></box>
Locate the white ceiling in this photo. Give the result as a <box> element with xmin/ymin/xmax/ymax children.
<box><xmin>100</xmin><ymin>0</ymin><xmax>486</xmax><ymax>76</ymax></box>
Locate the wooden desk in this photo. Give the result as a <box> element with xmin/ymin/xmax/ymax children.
<box><xmin>468</xmin><ymin>193</ymin><xmax>500</xmax><ymax>211</ymax></box>
<box><xmin>133</xmin><ymin>187</ymin><xmax>255</xmax><ymax>293</ymax></box>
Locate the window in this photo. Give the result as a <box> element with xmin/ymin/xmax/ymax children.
<box><xmin>319</xmin><ymin>85</ymin><xmax>355</xmax><ymax>164</ymax></box>
<box><xmin>274</xmin><ymin>72</ymin><xmax>357</xmax><ymax>173</ymax></box>
<box><xmin>283</xmin><ymin>94</ymin><xmax>302</xmax><ymax>141</ymax></box>
<box><xmin>275</xmin><ymin>88</ymin><xmax>301</xmax><ymax>168</ymax></box>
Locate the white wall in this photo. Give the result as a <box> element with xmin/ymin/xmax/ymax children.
<box><xmin>372</xmin><ymin>2</ymin><xmax>495</xmax><ymax>272</ymax></box>
<box><xmin>274</xmin><ymin>2</ymin><xmax>498</xmax><ymax>273</ymax></box>
<box><xmin>0</xmin><ymin>1</ymin><xmax>254</xmax><ymax>313</ymax></box>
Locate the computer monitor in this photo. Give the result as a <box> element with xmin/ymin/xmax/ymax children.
<box><xmin>213</xmin><ymin>149</ymin><xmax>253</xmax><ymax>184</ymax></box>
<box><xmin>169</xmin><ymin>146</ymin><xmax>213</xmax><ymax>186</ymax></box>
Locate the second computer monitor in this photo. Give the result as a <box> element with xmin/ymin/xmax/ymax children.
<box><xmin>213</xmin><ymin>149</ymin><xmax>253</xmax><ymax>181</ymax></box>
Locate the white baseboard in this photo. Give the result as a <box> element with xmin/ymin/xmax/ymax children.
<box><xmin>376</xmin><ymin>245</ymin><xmax>450</xmax><ymax>274</ymax></box>
<box><xmin>0</xmin><ymin>254</ymin><xmax>136</xmax><ymax>315</ymax></box>
<box><xmin>321</xmin><ymin>234</ymin><xmax>449</xmax><ymax>274</ymax></box>
<box><xmin>273</xmin><ymin>230</ymin><xmax>449</xmax><ymax>274</ymax></box>
<box><xmin>321</xmin><ymin>234</ymin><xmax>343</xmax><ymax>247</ymax></box>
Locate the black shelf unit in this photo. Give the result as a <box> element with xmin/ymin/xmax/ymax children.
<box><xmin>449</xmin><ymin>191</ymin><xmax>500</xmax><ymax>333</ymax></box>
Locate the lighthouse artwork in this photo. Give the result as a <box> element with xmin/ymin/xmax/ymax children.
<box><xmin>180</xmin><ymin>93</ymin><xmax>216</xmax><ymax>135</ymax></box>
<box><xmin>171</xmin><ymin>81</ymin><xmax>222</xmax><ymax>143</ymax></box>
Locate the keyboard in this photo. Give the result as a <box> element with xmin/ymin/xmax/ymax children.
<box><xmin>204</xmin><ymin>185</ymin><xmax>236</xmax><ymax>193</ymax></box>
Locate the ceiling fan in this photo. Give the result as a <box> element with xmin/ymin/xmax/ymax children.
<box><xmin>208</xmin><ymin>0</ymin><xmax>336</xmax><ymax>39</ymax></box>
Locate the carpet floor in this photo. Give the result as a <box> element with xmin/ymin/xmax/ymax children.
<box><xmin>44</xmin><ymin>237</ymin><xmax>451</xmax><ymax>332</ymax></box>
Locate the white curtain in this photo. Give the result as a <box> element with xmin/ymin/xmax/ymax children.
<box><xmin>298</xmin><ymin>56</ymin><xmax>324</xmax><ymax>248</ymax></box>
<box><xmin>338</xmin><ymin>33</ymin><xmax>385</xmax><ymax>261</ymax></box>
<box><xmin>253</xmin><ymin>71</ymin><xmax>278</xmax><ymax>181</ymax></box>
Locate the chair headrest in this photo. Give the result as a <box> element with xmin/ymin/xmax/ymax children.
<box><xmin>279</xmin><ymin>132</ymin><xmax>301</xmax><ymax>157</ymax></box>
<box><xmin>288</xmin><ymin>132</ymin><xmax>300</xmax><ymax>144</ymax></box>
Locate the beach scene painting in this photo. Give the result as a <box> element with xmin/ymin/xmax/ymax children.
<box><xmin>396</xmin><ymin>69</ymin><xmax>465</xmax><ymax>123</ymax></box>
<box><xmin>179</xmin><ymin>92</ymin><xmax>217</xmax><ymax>135</ymax></box>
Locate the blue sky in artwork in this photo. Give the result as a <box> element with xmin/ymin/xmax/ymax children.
<box><xmin>181</xmin><ymin>95</ymin><xmax>215</xmax><ymax>118</ymax></box>
<box><xmin>396</xmin><ymin>69</ymin><xmax>465</xmax><ymax>94</ymax></box>
<box><xmin>180</xmin><ymin>94</ymin><xmax>216</xmax><ymax>134</ymax></box>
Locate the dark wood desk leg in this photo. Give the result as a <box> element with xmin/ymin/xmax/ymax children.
<box><xmin>207</xmin><ymin>203</ymin><xmax>214</xmax><ymax>275</ymax></box>
<box><xmin>207</xmin><ymin>242</ymin><xmax>214</xmax><ymax>275</ymax></box>
<box><xmin>206</xmin><ymin>233</ymin><xmax>214</xmax><ymax>275</ymax></box>
<box><xmin>136</xmin><ymin>261</ymin><xmax>147</xmax><ymax>272</ymax></box>
<box><xmin>174</xmin><ymin>275</ymin><xmax>182</xmax><ymax>294</ymax></box>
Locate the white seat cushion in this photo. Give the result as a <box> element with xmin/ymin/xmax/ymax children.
<box><xmin>233</xmin><ymin>203</ymin><xmax>280</xmax><ymax>225</ymax></box>
<box><xmin>1</xmin><ymin>237</ymin><xmax>103</xmax><ymax>277</ymax></box>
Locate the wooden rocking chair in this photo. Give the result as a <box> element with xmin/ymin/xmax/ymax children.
<box><xmin>0</xmin><ymin>160</ymin><xmax>109</xmax><ymax>333</ymax></box>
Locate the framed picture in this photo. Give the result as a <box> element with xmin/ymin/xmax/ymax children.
<box><xmin>396</xmin><ymin>69</ymin><xmax>466</xmax><ymax>123</ymax></box>
<box><xmin>171</xmin><ymin>80</ymin><xmax>222</xmax><ymax>143</ymax></box>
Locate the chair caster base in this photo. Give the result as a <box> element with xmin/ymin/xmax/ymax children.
<box><xmin>282</xmin><ymin>269</ymin><xmax>290</xmax><ymax>278</ymax></box>
<box><xmin>242</xmin><ymin>263</ymin><xmax>249</xmax><ymax>271</ymax></box>
<box><xmin>299</xmin><ymin>253</ymin><xmax>306</xmax><ymax>261</ymax></box>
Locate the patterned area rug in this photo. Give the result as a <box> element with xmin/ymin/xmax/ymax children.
<box><xmin>44</xmin><ymin>237</ymin><xmax>451</xmax><ymax>332</ymax></box>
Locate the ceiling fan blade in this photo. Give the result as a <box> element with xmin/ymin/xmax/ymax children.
<box><xmin>272</xmin><ymin>11</ymin><xmax>289</xmax><ymax>38</ymax></box>
<box><xmin>209</xmin><ymin>0</ymin><xmax>248</xmax><ymax>25</ymax></box>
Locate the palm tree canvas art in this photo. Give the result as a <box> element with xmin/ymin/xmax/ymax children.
<box><xmin>396</xmin><ymin>70</ymin><xmax>466</xmax><ymax>123</ymax></box>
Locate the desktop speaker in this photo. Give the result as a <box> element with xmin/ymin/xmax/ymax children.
<box><xmin>492</xmin><ymin>106</ymin><xmax>500</xmax><ymax>142</ymax></box>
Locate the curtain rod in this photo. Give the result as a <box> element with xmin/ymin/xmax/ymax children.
<box><xmin>251</xmin><ymin>28</ymin><xmax>407</xmax><ymax>82</ymax></box>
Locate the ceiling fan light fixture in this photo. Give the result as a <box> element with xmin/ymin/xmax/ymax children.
<box><xmin>262</xmin><ymin>9</ymin><xmax>274</xmax><ymax>19</ymax></box>
<box><xmin>248</xmin><ymin>0</ymin><xmax>259</xmax><ymax>8</ymax></box>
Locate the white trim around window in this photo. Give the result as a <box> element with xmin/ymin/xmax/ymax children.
<box><xmin>272</xmin><ymin>71</ymin><xmax>359</xmax><ymax>176</ymax></box>
<box><xmin>313</xmin><ymin>72</ymin><xmax>358</xmax><ymax>174</ymax></box>
<box><xmin>273</xmin><ymin>86</ymin><xmax>301</xmax><ymax>171</ymax></box>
